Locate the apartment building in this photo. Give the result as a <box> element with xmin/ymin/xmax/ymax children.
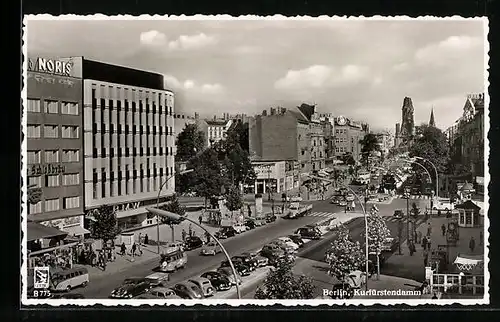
<box><xmin>298</xmin><ymin>104</ymin><xmax>326</xmax><ymax>171</ymax></box>
<box><xmin>333</xmin><ymin>115</ymin><xmax>368</xmax><ymax>161</ymax></box>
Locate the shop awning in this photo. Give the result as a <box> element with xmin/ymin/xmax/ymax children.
<box><xmin>63</xmin><ymin>225</ymin><xmax>90</xmax><ymax>236</ymax></box>
<box><xmin>27</xmin><ymin>221</ymin><xmax>68</xmax><ymax>242</ymax></box>
<box><xmin>454</xmin><ymin>254</ymin><xmax>484</xmax><ymax>271</ymax></box>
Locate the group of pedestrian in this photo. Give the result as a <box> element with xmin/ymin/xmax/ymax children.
<box><xmin>119</xmin><ymin>241</ymin><xmax>143</xmax><ymax>257</ymax></box>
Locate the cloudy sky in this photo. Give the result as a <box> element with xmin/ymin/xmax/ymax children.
<box><xmin>26</xmin><ymin>17</ymin><xmax>486</xmax><ymax>131</ymax></box>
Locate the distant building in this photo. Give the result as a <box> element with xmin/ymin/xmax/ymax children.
<box><xmin>173</xmin><ymin>112</ymin><xmax>197</xmax><ymax>138</ymax></box>
<box><xmin>429</xmin><ymin>108</ymin><xmax>436</xmax><ymax>127</ymax></box>
<box><xmin>333</xmin><ymin>115</ymin><xmax>368</xmax><ymax>161</ymax></box>
<box><xmin>298</xmin><ymin>104</ymin><xmax>326</xmax><ymax>172</ymax></box>
<box><xmin>196</xmin><ymin>116</ymin><xmax>233</xmax><ymax>148</ymax></box>
<box><xmin>374</xmin><ymin>130</ymin><xmax>393</xmax><ymax>157</ymax></box>
<box><xmin>319</xmin><ymin>113</ymin><xmax>335</xmax><ymax>167</ymax></box>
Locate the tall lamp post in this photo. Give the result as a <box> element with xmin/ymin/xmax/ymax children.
<box><xmin>307</xmin><ymin>174</ymin><xmax>369</xmax><ymax>292</ymax></box>
<box><xmin>403</xmin><ymin>187</ymin><xmax>411</xmax><ymax>242</ymax></box>
<box><xmin>414</xmin><ymin>156</ymin><xmax>439</xmax><ymax>199</ymax></box>
<box><xmin>401</xmin><ymin>159</ymin><xmax>433</xmax><ymax>212</ymax></box>
<box><xmin>146</xmin><ymin>207</ymin><xmax>241</xmax><ymax>299</ymax></box>
<box><xmin>155</xmin><ymin>168</ymin><xmax>194</xmax><ymax>254</ymax></box>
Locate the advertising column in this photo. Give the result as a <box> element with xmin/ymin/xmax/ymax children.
<box><xmin>255</xmin><ymin>194</ymin><xmax>263</xmax><ymax>218</ymax></box>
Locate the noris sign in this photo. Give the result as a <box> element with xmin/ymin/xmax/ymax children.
<box><xmin>28</xmin><ymin>57</ymin><xmax>73</xmax><ymax>76</ymax></box>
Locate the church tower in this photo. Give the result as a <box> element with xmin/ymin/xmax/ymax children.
<box><xmin>429</xmin><ymin>107</ymin><xmax>435</xmax><ymax>127</ymax></box>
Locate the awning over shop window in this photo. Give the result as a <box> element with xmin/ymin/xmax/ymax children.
<box><xmin>63</xmin><ymin>225</ymin><xmax>90</xmax><ymax>236</ymax></box>
<box><xmin>27</xmin><ymin>221</ymin><xmax>68</xmax><ymax>242</ymax></box>
<box><xmin>453</xmin><ymin>254</ymin><xmax>484</xmax><ymax>272</ymax></box>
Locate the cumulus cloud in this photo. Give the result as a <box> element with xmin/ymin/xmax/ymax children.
<box><xmin>164</xmin><ymin>74</ymin><xmax>224</xmax><ymax>95</ymax></box>
<box><xmin>415</xmin><ymin>35</ymin><xmax>483</xmax><ymax>65</ymax></box>
<box><xmin>274</xmin><ymin>64</ymin><xmax>370</xmax><ymax>90</ymax></box>
<box><xmin>139</xmin><ymin>30</ymin><xmax>217</xmax><ymax>51</ymax></box>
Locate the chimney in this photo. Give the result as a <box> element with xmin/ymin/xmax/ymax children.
<box><xmin>194</xmin><ymin>112</ymin><xmax>199</xmax><ymax>119</ymax></box>
<box><xmin>262</xmin><ymin>110</ymin><xmax>268</xmax><ymax>116</ymax></box>
<box><xmin>270</xmin><ymin>108</ymin><xmax>276</xmax><ymax>116</ymax></box>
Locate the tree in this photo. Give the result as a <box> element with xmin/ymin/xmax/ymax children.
<box><xmin>159</xmin><ymin>194</ymin><xmax>187</xmax><ymax>242</ymax></box>
<box><xmin>409</xmin><ymin>124</ymin><xmax>450</xmax><ymax>175</ymax></box>
<box><xmin>90</xmin><ymin>205</ymin><xmax>121</xmax><ymax>270</ymax></box>
<box><xmin>366</xmin><ymin>213</ymin><xmax>391</xmax><ymax>279</ymax></box>
<box><xmin>189</xmin><ymin>148</ymin><xmax>228</xmax><ymax>206</ymax></box>
<box><xmin>341</xmin><ymin>152</ymin><xmax>356</xmax><ymax>166</ymax></box>
<box><xmin>325</xmin><ymin>224</ymin><xmax>365</xmax><ymax>283</ymax></box>
<box><xmin>225</xmin><ymin>185</ymin><xmax>243</xmax><ymax>218</ymax></box>
<box><xmin>226</xmin><ymin>119</ymin><xmax>250</xmax><ymax>152</ymax></box>
<box><xmin>254</xmin><ymin>256</ymin><xmax>314</xmax><ymax>299</ymax></box>
<box><xmin>27</xmin><ymin>184</ymin><xmax>42</xmax><ymax>205</ymax></box>
<box><xmin>359</xmin><ymin>133</ymin><xmax>380</xmax><ymax>169</ymax></box>
<box><xmin>175</xmin><ymin>123</ymin><xmax>205</xmax><ymax>162</ymax></box>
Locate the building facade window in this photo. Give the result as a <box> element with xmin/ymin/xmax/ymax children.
<box><xmin>44</xmin><ymin>125</ymin><xmax>59</xmax><ymax>138</ymax></box>
<box><xmin>29</xmin><ymin>202</ymin><xmax>42</xmax><ymax>214</ymax></box>
<box><xmin>61</xmin><ymin>102</ymin><xmax>78</xmax><ymax>115</ymax></box>
<box><xmin>27</xmin><ymin>99</ymin><xmax>41</xmax><ymax>113</ymax></box>
<box><xmin>45</xmin><ymin>174</ymin><xmax>60</xmax><ymax>187</ymax></box>
<box><xmin>27</xmin><ymin>125</ymin><xmax>41</xmax><ymax>138</ymax></box>
<box><xmin>63</xmin><ymin>196</ymin><xmax>80</xmax><ymax>209</ymax></box>
<box><xmin>62</xmin><ymin>149</ymin><xmax>79</xmax><ymax>162</ymax></box>
<box><xmin>28</xmin><ymin>175</ymin><xmax>42</xmax><ymax>187</ymax></box>
<box><xmin>63</xmin><ymin>173</ymin><xmax>80</xmax><ymax>186</ymax></box>
<box><xmin>44</xmin><ymin>100</ymin><xmax>58</xmax><ymax>114</ymax></box>
<box><xmin>45</xmin><ymin>150</ymin><xmax>59</xmax><ymax>163</ymax></box>
<box><xmin>62</xmin><ymin>125</ymin><xmax>79</xmax><ymax>138</ymax></box>
<box><xmin>27</xmin><ymin>150</ymin><xmax>41</xmax><ymax>164</ymax></box>
<box><xmin>45</xmin><ymin>198</ymin><xmax>60</xmax><ymax>212</ymax></box>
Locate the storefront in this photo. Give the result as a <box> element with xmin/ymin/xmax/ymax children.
<box><xmin>43</xmin><ymin>215</ymin><xmax>89</xmax><ymax>240</ymax></box>
<box><xmin>455</xmin><ymin>200</ymin><xmax>482</xmax><ymax>228</ymax></box>
<box><xmin>251</xmin><ymin>161</ymin><xmax>286</xmax><ymax>195</ymax></box>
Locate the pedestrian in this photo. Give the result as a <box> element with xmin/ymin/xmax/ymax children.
<box><xmin>138</xmin><ymin>233</ymin><xmax>142</xmax><ymax>245</ymax></box>
<box><xmin>432</xmin><ymin>293</ymin><xmax>438</xmax><ymax>299</ymax></box>
<box><xmin>441</xmin><ymin>224</ymin><xmax>446</xmax><ymax>236</ymax></box>
<box><xmin>480</xmin><ymin>231</ymin><xmax>484</xmax><ymax>246</ymax></box>
<box><xmin>344</xmin><ymin>206</ymin><xmax>347</xmax><ymax>213</ymax></box>
<box><xmin>409</xmin><ymin>242</ymin><xmax>415</xmax><ymax>256</ymax></box>
<box><xmin>427</xmin><ymin>223</ymin><xmax>432</xmax><ymax>237</ymax></box>
<box><xmin>144</xmin><ymin>234</ymin><xmax>149</xmax><ymax>245</ymax></box>
<box><xmin>247</xmin><ymin>205</ymin><xmax>252</xmax><ymax>217</ymax></box>
<box><xmin>417</xmin><ymin>231</ymin><xmax>422</xmax><ymax>244</ymax></box>
<box><xmin>205</xmin><ymin>231</ymin><xmax>210</xmax><ymax>243</ymax></box>
<box><xmin>181</xmin><ymin>229</ymin><xmax>187</xmax><ymax>242</ymax></box>
<box><xmin>136</xmin><ymin>242</ymin><xmax>143</xmax><ymax>256</ymax></box>
<box><xmin>120</xmin><ymin>242</ymin><xmax>126</xmax><ymax>256</ymax></box>
<box><xmin>422</xmin><ymin>236</ymin><xmax>428</xmax><ymax>251</ymax></box>
<box><xmin>427</xmin><ymin>238</ymin><xmax>432</xmax><ymax>250</ymax></box>
<box><xmin>469</xmin><ymin>236</ymin><xmax>476</xmax><ymax>253</ymax></box>
<box><xmin>131</xmin><ymin>243</ymin><xmax>137</xmax><ymax>257</ymax></box>
<box><xmin>281</xmin><ymin>204</ymin><xmax>285</xmax><ymax>214</ymax></box>
<box><xmin>199</xmin><ymin>214</ymin><xmax>203</xmax><ymax>225</ymax></box>
<box><xmin>189</xmin><ymin>224</ymin><xmax>193</xmax><ymax>237</ymax></box>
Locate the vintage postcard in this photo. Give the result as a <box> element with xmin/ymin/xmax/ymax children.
<box><xmin>21</xmin><ymin>15</ymin><xmax>489</xmax><ymax>306</ymax></box>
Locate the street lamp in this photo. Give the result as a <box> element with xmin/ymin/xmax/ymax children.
<box><xmin>413</xmin><ymin>156</ymin><xmax>439</xmax><ymax>200</ymax></box>
<box><xmin>155</xmin><ymin>168</ymin><xmax>194</xmax><ymax>254</ymax></box>
<box><xmin>403</xmin><ymin>187</ymin><xmax>411</xmax><ymax>243</ymax></box>
<box><xmin>307</xmin><ymin>174</ymin><xmax>369</xmax><ymax>292</ymax></box>
<box><xmin>401</xmin><ymin>159</ymin><xmax>433</xmax><ymax>212</ymax></box>
<box><xmin>146</xmin><ymin>207</ymin><xmax>241</xmax><ymax>299</ymax></box>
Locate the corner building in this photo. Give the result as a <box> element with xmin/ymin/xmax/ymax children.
<box><xmin>26</xmin><ymin>56</ymin><xmax>87</xmax><ymax>237</ymax></box>
<box><xmin>81</xmin><ymin>59</ymin><xmax>175</xmax><ymax>231</ymax></box>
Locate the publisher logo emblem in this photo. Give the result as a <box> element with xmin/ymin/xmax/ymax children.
<box><xmin>34</xmin><ymin>266</ymin><xmax>50</xmax><ymax>289</ymax></box>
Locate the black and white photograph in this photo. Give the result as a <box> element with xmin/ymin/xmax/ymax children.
<box><xmin>21</xmin><ymin>16</ymin><xmax>489</xmax><ymax>305</ymax></box>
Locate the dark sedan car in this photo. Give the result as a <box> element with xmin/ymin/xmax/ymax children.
<box><xmin>219</xmin><ymin>261</ymin><xmax>252</xmax><ymax>276</ymax></box>
<box><xmin>265</xmin><ymin>213</ymin><xmax>277</xmax><ymax>223</ymax></box>
<box><xmin>173</xmin><ymin>282</ymin><xmax>204</xmax><ymax>299</ymax></box>
<box><xmin>244</xmin><ymin>219</ymin><xmax>256</xmax><ymax>230</ymax></box>
<box><xmin>295</xmin><ymin>227</ymin><xmax>321</xmax><ymax>240</ymax></box>
<box><xmin>109</xmin><ymin>278</ymin><xmax>152</xmax><ymax>299</ymax></box>
<box><xmin>184</xmin><ymin>236</ymin><xmax>204</xmax><ymax>250</ymax></box>
<box><xmin>231</xmin><ymin>254</ymin><xmax>259</xmax><ymax>270</ymax></box>
<box><xmin>215</xmin><ymin>227</ymin><xmax>238</xmax><ymax>239</ymax></box>
<box><xmin>200</xmin><ymin>271</ymin><xmax>232</xmax><ymax>292</ymax></box>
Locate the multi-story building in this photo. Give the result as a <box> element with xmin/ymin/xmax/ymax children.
<box><xmin>26</xmin><ymin>56</ymin><xmax>88</xmax><ymax>238</ymax></box>
<box><xmin>298</xmin><ymin>104</ymin><xmax>326</xmax><ymax>171</ymax></box>
<box><xmin>319</xmin><ymin>113</ymin><xmax>335</xmax><ymax>167</ymax></box>
<box><xmin>196</xmin><ymin>117</ymin><xmax>233</xmax><ymax>148</ymax></box>
<box><xmin>333</xmin><ymin>115</ymin><xmax>368</xmax><ymax>161</ymax></box>
<box><xmin>249</xmin><ymin>107</ymin><xmax>310</xmax><ymax>193</ymax></box>
<box><xmin>81</xmin><ymin>58</ymin><xmax>175</xmax><ymax>231</ymax></box>
<box><xmin>374</xmin><ymin>130</ymin><xmax>393</xmax><ymax>157</ymax></box>
<box><xmin>173</xmin><ymin>112</ymin><xmax>197</xmax><ymax>138</ymax></box>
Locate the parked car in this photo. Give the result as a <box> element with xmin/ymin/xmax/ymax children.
<box><xmin>215</xmin><ymin>227</ymin><xmax>238</xmax><ymax>239</ymax></box>
<box><xmin>173</xmin><ymin>282</ymin><xmax>204</xmax><ymax>299</ymax></box>
<box><xmin>140</xmin><ymin>287</ymin><xmax>181</xmax><ymax>299</ymax></box>
<box><xmin>433</xmin><ymin>202</ymin><xmax>454</xmax><ymax>211</ymax></box>
<box><xmin>270</xmin><ymin>239</ymin><xmax>296</xmax><ymax>253</ymax></box>
<box><xmin>345</xmin><ymin>194</ymin><xmax>355</xmax><ymax>201</ymax></box>
<box><xmin>184</xmin><ymin>236</ymin><xmax>204</xmax><ymax>250</ymax></box>
<box><xmin>265</xmin><ymin>213</ymin><xmax>277</xmax><ymax>223</ymax></box>
<box><xmin>233</xmin><ymin>223</ymin><xmax>247</xmax><ymax>234</ymax></box>
<box><xmin>277</xmin><ymin>236</ymin><xmax>300</xmax><ymax>251</ymax></box>
<box><xmin>338</xmin><ymin>200</ymin><xmax>348</xmax><ymax>207</ymax></box>
<box><xmin>200</xmin><ymin>271</ymin><xmax>232</xmax><ymax>291</ymax></box>
<box><xmin>295</xmin><ymin>226</ymin><xmax>322</xmax><ymax>240</ymax></box>
<box><xmin>240</xmin><ymin>251</ymin><xmax>269</xmax><ymax>267</ymax></box>
<box><xmin>287</xmin><ymin>234</ymin><xmax>305</xmax><ymax>248</ymax></box>
<box><xmin>345</xmin><ymin>270</ymin><xmax>367</xmax><ymax>289</ymax></box>
<box><xmin>109</xmin><ymin>278</ymin><xmax>152</xmax><ymax>299</ymax></box>
<box><xmin>144</xmin><ymin>272</ymin><xmax>170</xmax><ymax>287</ymax></box>
<box><xmin>329</xmin><ymin>283</ymin><xmax>355</xmax><ymax>299</ymax></box>
<box><xmin>244</xmin><ymin>219</ymin><xmax>256</xmax><ymax>230</ymax></box>
<box><xmin>393</xmin><ymin>209</ymin><xmax>404</xmax><ymax>218</ymax></box>
<box><xmin>231</xmin><ymin>254</ymin><xmax>259</xmax><ymax>269</ymax></box>
<box><xmin>288</xmin><ymin>196</ymin><xmax>303</xmax><ymax>202</ymax></box>
<box><xmin>216</xmin><ymin>267</ymin><xmax>243</xmax><ymax>285</ymax></box>
<box><xmin>253</xmin><ymin>217</ymin><xmax>267</xmax><ymax>226</ymax></box>
<box><xmin>200</xmin><ymin>241</ymin><xmax>222</xmax><ymax>256</ymax></box>
<box><xmin>381</xmin><ymin>237</ymin><xmax>399</xmax><ymax>252</ymax></box>
<box><xmin>220</xmin><ymin>260</ymin><xmax>252</xmax><ymax>276</ymax></box>
<box><xmin>188</xmin><ymin>277</ymin><xmax>216</xmax><ymax>297</ymax></box>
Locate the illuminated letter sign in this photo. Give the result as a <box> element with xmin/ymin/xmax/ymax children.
<box><xmin>28</xmin><ymin>57</ymin><xmax>73</xmax><ymax>76</ymax></box>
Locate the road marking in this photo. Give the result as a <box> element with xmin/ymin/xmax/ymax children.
<box><xmin>307</xmin><ymin>212</ymin><xmax>337</xmax><ymax>218</ymax></box>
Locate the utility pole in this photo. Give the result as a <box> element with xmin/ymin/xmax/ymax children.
<box><xmin>405</xmin><ymin>188</ymin><xmax>410</xmax><ymax>242</ymax></box>
<box><xmin>397</xmin><ymin>218</ymin><xmax>403</xmax><ymax>255</ymax></box>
